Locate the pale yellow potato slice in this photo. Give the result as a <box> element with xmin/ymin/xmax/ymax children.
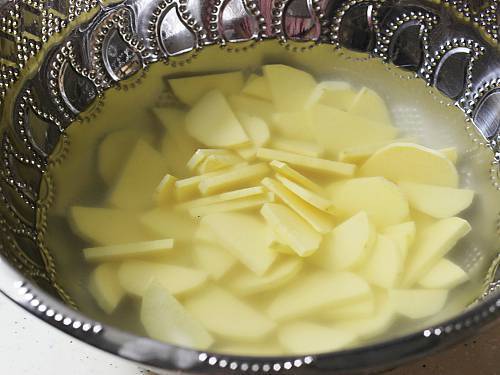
<box><xmin>197</xmin><ymin>153</ymin><xmax>243</xmax><ymax>174</ymax></box>
<box><xmin>440</xmin><ymin>147</ymin><xmax>458</xmax><ymax>163</ymax></box>
<box><xmin>140</xmin><ymin>208</ymin><xmax>196</xmax><ymax>242</ymax></box>
<box><xmin>257</xmin><ymin>148</ymin><xmax>356</xmax><ymax>177</ymax></box>
<box><xmin>278</xmin><ymin>322</ymin><xmax>357</xmax><ymax>354</ymax></box>
<box><xmin>260</xmin><ymin>203</ymin><xmax>322</xmax><ymax>257</ymax></box>
<box><xmin>389</xmin><ymin>289</ymin><xmax>448</xmax><ymax>319</ymax></box>
<box><xmin>311</xmin><ymin>104</ymin><xmax>398</xmax><ymax>155</ymax></box>
<box><xmin>322</xmin><ymin>294</ymin><xmax>375</xmax><ymax>320</ymax></box>
<box><xmin>186</xmin><ymin>148</ymin><xmax>230</xmax><ymax>171</ymax></box>
<box><xmin>168</xmin><ymin>71</ymin><xmax>244</xmax><ymax>105</ymax></box>
<box><xmin>311</xmin><ymin>211</ymin><xmax>375</xmax><ymax>271</ymax></box>
<box><xmin>402</xmin><ymin>217</ymin><xmax>471</xmax><ymax>286</ymax></box>
<box><xmin>188</xmin><ymin>193</ymin><xmax>274</xmax><ymax>217</ymax></box>
<box><xmin>241</xmin><ymin>74</ymin><xmax>273</xmax><ymax>101</ymax></box>
<box><xmin>360</xmin><ymin>234</ymin><xmax>403</xmax><ymax>288</ymax></box>
<box><xmin>263</xmin><ymin>64</ymin><xmax>316</xmax><ymax>111</ymax></box>
<box><xmin>399</xmin><ymin>182</ymin><xmax>474</xmax><ymax>218</ymax></box>
<box><xmin>201</xmin><ymin>212</ymin><xmax>277</xmax><ymax>275</ymax></box>
<box><xmin>109</xmin><ymin>140</ymin><xmax>169</xmax><ymax>210</ymax></box>
<box><xmin>228</xmin><ymin>94</ymin><xmax>275</xmax><ymax>124</ymax></box>
<box><xmin>360</xmin><ymin>143</ymin><xmax>459</xmax><ymax>187</ymax></box>
<box><xmin>412</xmin><ymin>210</ymin><xmax>437</xmax><ymax>232</ymax></box>
<box><xmin>118</xmin><ymin>261</ymin><xmax>208</xmax><ymax>297</ymax></box>
<box><xmin>194</xmin><ymin>222</ymin><xmax>219</xmax><ymax>244</ymax></box>
<box><xmin>185</xmin><ymin>90</ymin><xmax>250</xmax><ymax>148</ymax></box>
<box><xmin>236</xmin><ymin>146</ymin><xmax>258</xmax><ymax>161</ymax></box>
<box><xmin>383</xmin><ymin>221</ymin><xmax>416</xmax><ymax>259</ymax></box>
<box><xmin>89</xmin><ymin>263</ymin><xmax>125</xmax><ymax>314</ymax></box>
<box><xmin>305</xmin><ymin>81</ymin><xmax>355</xmax><ymax>111</ymax></box>
<box><xmin>141</xmin><ymin>283</ymin><xmax>214</xmax><ymax>349</ymax></box>
<box><xmin>338</xmin><ymin>138</ymin><xmax>415</xmax><ymax>164</ymax></box>
<box><xmin>349</xmin><ymin>87</ymin><xmax>392</xmax><ymax>125</ymax></box>
<box><xmin>177</xmin><ymin>186</ymin><xmax>266</xmax><ymax>209</ymax></box>
<box><xmin>275</xmin><ymin>174</ymin><xmax>333</xmax><ymax>213</ymax></box>
<box><xmin>328</xmin><ymin>177</ymin><xmax>410</xmax><ymax>228</ymax></box>
<box><xmin>261</xmin><ymin>177</ymin><xmax>334</xmax><ymax>234</ymax></box>
<box><xmin>269</xmin><ymin>160</ymin><xmax>323</xmax><ymax>193</ymax></box>
<box><xmin>267</xmin><ymin>270</ymin><xmax>371</xmax><ymax>321</ymax></box>
<box><xmin>271</xmin><ymin>111</ymin><xmax>315</xmax><ymax>141</ymax></box>
<box><xmin>193</xmin><ymin>243</ymin><xmax>236</xmax><ymax>280</ymax></box>
<box><xmin>199</xmin><ymin>162</ymin><xmax>270</xmax><ymax>195</ymax></box>
<box><xmin>69</xmin><ymin>206</ymin><xmax>150</xmax><ymax>245</ymax></box>
<box><xmin>418</xmin><ymin>259</ymin><xmax>469</xmax><ymax>289</ymax></box>
<box><xmin>272</xmin><ymin>138</ymin><xmax>323</xmax><ymax>157</ymax></box>
<box><xmin>228</xmin><ymin>257</ymin><xmax>302</xmax><ymax>295</ymax></box>
<box><xmin>154</xmin><ymin>174</ymin><xmax>177</xmax><ymax>205</ymax></box>
<box><xmin>237</xmin><ymin>113</ymin><xmax>270</xmax><ymax>147</ymax></box>
<box><xmin>84</xmin><ymin>239</ymin><xmax>174</xmax><ymax>262</ymax></box>
<box><xmin>184</xmin><ymin>285</ymin><xmax>276</xmax><ymax>341</ymax></box>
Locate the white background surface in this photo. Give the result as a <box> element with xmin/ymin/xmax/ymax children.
<box><xmin>0</xmin><ymin>293</ymin><xmax>147</xmax><ymax>374</ymax></box>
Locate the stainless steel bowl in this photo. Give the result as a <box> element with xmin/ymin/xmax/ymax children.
<box><xmin>0</xmin><ymin>0</ymin><xmax>499</xmax><ymax>373</ymax></box>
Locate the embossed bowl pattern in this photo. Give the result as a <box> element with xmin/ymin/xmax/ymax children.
<box><xmin>0</xmin><ymin>0</ymin><xmax>499</xmax><ymax>373</ymax></box>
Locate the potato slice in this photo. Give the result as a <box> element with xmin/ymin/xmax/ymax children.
<box><xmin>228</xmin><ymin>94</ymin><xmax>275</xmax><ymax>124</ymax></box>
<box><xmin>272</xmin><ymin>138</ymin><xmax>323</xmax><ymax>157</ymax></box>
<box><xmin>140</xmin><ymin>208</ymin><xmax>196</xmax><ymax>242</ymax></box>
<box><xmin>275</xmin><ymin>175</ymin><xmax>333</xmax><ymax>212</ymax></box>
<box><xmin>271</xmin><ymin>111</ymin><xmax>315</xmax><ymax>141</ymax></box>
<box><xmin>267</xmin><ymin>271</ymin><xmax>371</xmax><ymax>321</ymax></box>
<box><xmin>194</xmin><ymin>222</ymin><xmax>219</xmax><ymax>244</ymax></box>
<box><xmin>402</xmin><ymin>217</ymin><xmax>471</xmax><ymax>286</ymax></box>
<box><xmin>187</xmin><ymin>149</ymin><xmax>230</xmax><ymax>171</ymax></box>
<box><xmin>154</xmin><ymin>174</ymin><xmax>177</xmax><ymax>205</ymax></box>
<box><xmin>322</xmin><ymin>295</ymin><xmax>375</xmax><ymax>320</ymax></box>
<box><xmin>360</xmin><ymin>234</ymin><xmax>403</xmax><ymax>288</ymax></box>
<box><xmin>440</xmin><ymin>147</ymin><xmax>458</xmax><ymax>163</ymax></box>
<box><xmin>263</xmin><ymin>64</ymin><xmax>316</xmax><ymax>111</ymax></box>
<box><xmin>237</xmin><ymin>113</ymin><xmax>270</xmax><ymax>147</ymax></box>
<box><xmin>261</xmin><ymin>178</ymin><xmax>334</xmax><ymax>234</ymax></box>
<box><xmin>235</xmin><ymin>146</ymin><xmax>258</xmax><ymax>161</ymax></box>
<box><xmin>141</xmin><ymin>283</ymin><xmax>214</xmax><ymax>349</ymax></box>
<box><xmin>257</xmin><ymin>148</ymin><xmax>356</xmax><ymax>177</ymax></box>
<box><xmin>389</xmin><ymin>289</ymin><xmax>448</xmax><ymax>319</ymax></box>
<box><xmin>177</xmin><ymin>186</ymin><xmax>265</xmax><ymax>209</ymax></box>
<box><xmin>198</xmin><ymin>162</ymin><xmax>270</xmax><ymax>195</ymax></box>
<box><xmin>261</xmin><ymin>203</ymin><xmax>322</xmax><ymax>257</ymax></box>
<box><xmin>360</xmin><ymin>143</ymin><xmax>459</xmax><ymax>187</ymax></box>
<box><xmin>228</xmin><ymin>257</ymin><xmax>302</xmax><ymax>295</ymax></box>
<box><xmin>399</xmin><ymin>182</ymin><xmax>474</xmax><ymax>218</ymax></box>
<box><xmin>84</xmin><ymin>239</ymin><xmax>174</xmax><ymax>262</ymax></box>
<box><xmin>418</xmin><ymin>259</ymin><xmax>469</xmax><ymax>289</ymax></box>
<box><xmin>328</xmin><ymin>177</ymin><xmax>409</xmax><ymax>228</ymax></box>
<box><xmin>269</xmin><ymin>160</ymin><xmax>322</xmax><ymax>193</ymax></box>
<box><xmin>201</xmin><ymin>212</ymin><xmax>277</xmax><ymax>275</ymax></box>
<box><xmin>278</xmin><ymin>322</ymin><xmax>357</xmax><ymax>354</ymax></box>
<box><xmin>184</xmin><ymin>285</ymin><xmax>276</xmax><ymax>341</ymax></box>
<box><xmin>349</xmin><ymin>87</ymin><xmax>392</xmax><ymax>125</ymax></box>
<box><xmin>311</xmin><ymin>211</ymin><xmax>375</xmax><ymax>271</ymax></box>
<box><xmin>69</xmin><ymin>206</ymin><xmax>150</xmax><ymax>245</ymax></box>
<box><xmin>118</xmin><ymin>261</ymin><xmax>207</xmax><ymax>297</ymax></box>
<box><xmin>109</xmin><ymin>140</ymin><xmax>168</xmax><ymax>210</ymax></box>
<box><xmin>306</xmin><ymin>81</ymin><xmax>356</xmax><ymax>111</ymax></box>
<box><xmin>383</xmin><ymin>221</ymin><xmax>416</xmax><ymax>259</ymax></box>
<box><xmin>89</xmin><ymin>263</ymin><xmax>125</xmax><ymax>314</ymax></box>
<box><xmin>168</xmin><ymin>71</ymin><xmax>244</xmax><ymax>105</ymax></box>
<box><xmin>311</xmin><ymin>104</ymin><xmax>398</xmax><ymax>156</ymax></box>
<box><xmin>188</xmin><ymin>193</ymin><xmax>274</xmax><ymax>217</ymax></box>
<box><xmin>193</xmin><ymin>243</ymin><xmax>236</xmax><ymax>280</ymax></box>
<box><xmin>338</xmin><ymin>138</ymin><xmax>415</xmax><ymax>164</ymax></box>
<box><xmin>185</xmin><ymin>90</ymin><xmax>250</xmax><ymax>148</ymax></box>
<box><xmin>197</xmin><ymin>153</ymin><xmax>243</xmax><ymax>174</ymax></box>
<box><xmin>241</xmin><ymin>74</ymin><xmax>272</xmax><ymax>101</ymax></box>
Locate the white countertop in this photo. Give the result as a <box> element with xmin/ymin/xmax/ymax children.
<box><xmin>0</xmin><ymin>293</ymin><xmax>145</xmax><ymax>375</ymax></box>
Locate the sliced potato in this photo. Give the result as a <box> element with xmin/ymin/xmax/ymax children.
<box><xmin>188</xmin><ymin>193</ymin><xmax>274</xmax><ymax>217</ymax></box>
<box><xmin>360</xmin><ymin>143</ymin><xmax>459</xmax><ymax>188</ymax></box>
<box><xmin>263</xmin><ymin>64</ymin><xmax>316</xmax><ymax>111</ymax></box>
<box><xmin>140</xmin><ymin>208</ymin><xmax>196</xmax><ymax>242</ymax></box>
<box><xmin>418</xmin><ymin>259</ymin><xmax>469</xmax><ymax>289</ymax></box>
<box><xmin>177</xmin><ymin>186</ymin><xmax>265</xmax><ymax>209</ymax></box>
<box><xmin>272</xmin><ymin>138</ymin><xmax>323</xmax><ymax>158</ymax></box>
<box><xmin>322</xmin><ymin>295</ymin><xmax>375</xmax><ymax>320</ymax></box>
<box><xmin>201</xmin><ymin>212</ymin><xmax>277</xmax><ymax>275</ymax></box>
<box><xmin>267</xmin><ymin>270</ymin><xmax>371</xmax><ymax>321</ymax></box>
<box><xmin>349</xmin><ymin>87</ymin><xmax>392</xmax><ymax>125</ymax></box>
<box><xmin>399</xmin><ymin>182</ymin><xmax>474</xmax><ymax>218</ymax></box>
<box><xmin>141</xmin><ymin>283</ymin><xmax>214</xmax><ymax>349</ymax></box>
<box><xmin>197</xmin><ymin>153</ymin><xmax>243</xmax><ymax>174</ymax></box>
<box><xmin>194</xmin><ymin>221</ymin><xmax>219</xmax><ymax>244</ymax></box>
<box><xmin>154</xmin><ymin>174</ymin><xmax>177</xmax><ymax>205</ymax></box>
<box><xmin>402</xmin><ymin>217</ymin><xmax>471</xmax><ymax>286</ymax></box>
<box><xmin>338</xmin><ymin>138</ymin><xmax>415</xmax><ymax>164</ymax></box>
<box><xmin>278</xmin><ymin>322</ymin><xmax>357</xmax><ymax>354</ymax></box>
<box><xmin>109</xmin><ymin>140</ymin><xmax>168</xmax><ymax>210</ymax></box>
<box><xmin>241</xmin><ymin>74</ymin><xmax>272</xmax><ymax>101</ymax></box>
<box><xmin>306</xmin><ymin>81</ymin><xmax>356</xmax><ymax>111</ymax></box>
<box><xmin>440</xmin><ymin>147</ymin><xmax>458</xmax><ymax>163</ymax></box>
<box><xmin>328</xmin><ymin>177</ymin><xmax>409</xmax><ymax>228</ymax></box>
<box><xmin>237</xmin><ymin>113</ymin><xmax>270</xmax><ymax>147</ymax></box>
<box><xmin>228</xmin><ymin>94</ymin><xmax>275</xmax><ymax>124</ymax></box>
<box><xmin>118</xmin><ymin>261</ymin><xmax>207</xmax><ymax>297</ymax></box>
<box><xmin>260</xmin><ymin>203</ymin><xmax>322</xmax><ymax>257</ymax></box>
<box><xmin>168</xmin><ymin>71</ymin><xmax>244</xmax><ymax>105</ymax></box>
<box><xmin>193</xmin><ymin>243</ymin><xmax>236</xmax><ymax>280</ymax></box>
<box><xmin>69</xmin><ymin>206</ymin><xmax>150</xmax><ymax>245</ymax></box>
<box><xmin>275</xmin><ymin>174</ymin><xmax>333</xmax><ymax>212</ymax></box>
<box><xmin>269</xmin><ymin>160</ymin><xmax>322</xmax><ymax>193</ymax></box>
<box><xmin>228</xmin><ymin>257</ymin><xmax>302</xmax><ymax>295</ymax></box>
<box><xmin>271</xmin><ymin>111</ymin><xmax>314</xmax><ymax>141</ymax></box>
<box><xmin>389</xmin><ymin>289</ymin><xmax>448</xmax><ymax>319</ymax></box>
<box><xmin>383</xmin><ymin>221</ymin><xmax>416</xmax><ymax>259</ymax></box>
<box><xmin>185</xmin><ymin>90</ymin><xmax>249</xmax><ymax>148</ymax></box>
<box><xmin>311</xmin><ymin>211</ymin><xmax>375</xmax><ymax>271</ymax></box>
<box><xmin>184</xmin><ymin>285</ymin><xmax>276</xmax><ymax>341</ymax></box>
<box><xmin>84</xmin><ymin>239</ymin><xmax>174</xmax><ymax>262</ymax></box>
<box><xmin>89</xmin><ymin>263</ymin><xmax>125</xmax><ymax>314</ymax></box>
<box><xmin>360</xmin><ymin>234</ymin><xmax>402</xmax><ymax>288</ymax></box>
<box><xmin>187</xmin><ymin>149</ymin><xmax>230</xmax><ymax>171</ymax></box>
